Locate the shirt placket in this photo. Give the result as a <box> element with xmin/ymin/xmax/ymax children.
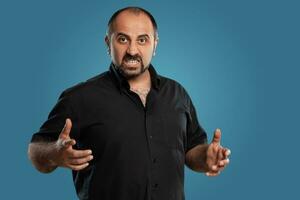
<box><xmin>124</xmin><ymin>88</ymin><xmax>160</xmax><ymax>200</ymax></box>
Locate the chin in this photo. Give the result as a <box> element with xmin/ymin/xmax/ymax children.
<box><xmin>120</xmin><ymin>65</ymin><xmax>142</xmax><ymax>77</ymax></box>
<box><xmin>122</xmin><ymin>69</ymin><xmax>142</xmax><ymax>79</ymax></box>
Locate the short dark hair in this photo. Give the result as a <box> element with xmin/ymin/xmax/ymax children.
<box><xmin>107</xmin><ymin>7</ymin><xmax>158</xmax><ymax>38</ymax></box>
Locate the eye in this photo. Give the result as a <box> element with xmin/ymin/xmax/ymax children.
<box><xmin>138</xmin><ymin>37</ymin><xmax>147</xmax><ymax>44</ymax></box>
<box><xmin>118</xmin><ymin>36</ymin><xmax>128</xmax><ymax>44</ymax></box>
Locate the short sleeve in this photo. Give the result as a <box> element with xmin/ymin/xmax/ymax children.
<box><xmin>185</xmin><ymin>96</ymin><xmax>207</xmax><ymax>153</ymax></box>
<box><xmin>31</xmin><ymin>90</ymin><xmax>80</xmax><ymax>143</ymax></box>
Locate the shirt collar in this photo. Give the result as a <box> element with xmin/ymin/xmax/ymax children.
<box><xmin>109</xmin><ymin>63</ymin><xmax>161</xmax><ymax>91</ymax></box>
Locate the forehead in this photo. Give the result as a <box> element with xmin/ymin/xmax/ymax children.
<box><xmin>112</xmin><ymin>11</ymin><xmax>155</xmax><ymax>37</ymax></box>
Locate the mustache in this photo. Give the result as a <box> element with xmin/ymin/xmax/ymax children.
<box><xmin>122</xmin><ymin>54</ymin><xmax>142</xmax><ymax>62</ymax></box>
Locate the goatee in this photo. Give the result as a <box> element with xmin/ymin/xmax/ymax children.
<box><xmin>116</xmin><ymin>54</ymin><xmax>149</xmax><ymax>79</ymax></box>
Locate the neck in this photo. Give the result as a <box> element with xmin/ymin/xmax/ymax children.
<box><xmin>128</xmin><ymin>69</ymin><xmax>151</xmax><ymax>90</ymax></box>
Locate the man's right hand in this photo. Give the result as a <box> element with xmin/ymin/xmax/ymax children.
<box><xmin>52</xmin><ymin>118</ymin><xmax>93</xmax><ymax>171</ymax></box>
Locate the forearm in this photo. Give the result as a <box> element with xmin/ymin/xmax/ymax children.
<box><xmin>185</xmin><ymin>144</ymin><xmax>209</xmax><ymax>172</ymax></box>
<box><xmin>28</xmin><ymin>142</ymin><xmax>58</xmax><ymax>173</ymax></box>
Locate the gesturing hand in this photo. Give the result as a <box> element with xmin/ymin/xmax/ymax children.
<box><xmin>205</xmin><ymin>129</ymin><xmax>231</xmax><ymax>176</ymax></box>
<box><xmin>53</xmin><ymin>118</ymin><xmax>93</xmax><ymax>171</ymax></box>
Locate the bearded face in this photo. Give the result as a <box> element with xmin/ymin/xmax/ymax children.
<box><xmin>106</xmin><ymin>11</ymin><xmax>157</xmax><ymax>79</ymax></box>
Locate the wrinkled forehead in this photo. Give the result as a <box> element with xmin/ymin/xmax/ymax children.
<box><xmin>111</xmin><ymin>11</ymin><xmax>155</xmax><ymax>38</ymax></box>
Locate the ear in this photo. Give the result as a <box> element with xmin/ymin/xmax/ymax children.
<box><xmin>105</xmin><ymin>35</ymin><xmax>111</xmax><ymax>55</ymax></box>
<box><xmin>154</xmin><ymin>37</ymin><xmax>159</xmax><ymax>51</ymax></box>
<box><xmin>153</xmin><ymin>37</ymin><xmax>159</xmax><ymax>56</ymax></box>
<box><xmin>105</xmin><ymin>35</ymin><xmax>110</xmax><ymax>48</ymax></box>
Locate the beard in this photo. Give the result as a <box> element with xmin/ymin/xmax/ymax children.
<box><xmin>115</xmin><ymin>53</ymin><xmax>149</xmax><ymax>79</ymax></box>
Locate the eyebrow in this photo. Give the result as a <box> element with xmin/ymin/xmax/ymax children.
<box><xmin>137</xmin><ymin>34</ymin><xmax>150</xmax><ymax>39</ymax></box>
<box><xmin>116</xmin><ymin>32</ymin><xmax>150</xmax><ymax>39</ymax></box>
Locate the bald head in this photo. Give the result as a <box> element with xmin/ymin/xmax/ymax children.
<box><xmin>107</xmin><ymin>7</ymin><xmax>158</xmax><ymax>39</ymax></box>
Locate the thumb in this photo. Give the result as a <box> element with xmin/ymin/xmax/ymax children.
<box><xmin>59</xmin><ymin>118</ymin><xmax>72</xmax><ymax>139</ymax></box>
<box><xmin>211</xmin><ymin>128</ymin><xmax>221</xmax><ymax>144</ymax></box>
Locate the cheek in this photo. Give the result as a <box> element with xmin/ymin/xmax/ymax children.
<box><xmin>142</xmin><ymin>48</ymin><xmax>154</xmax><ymax>60</ymax></box>
<box><xmin>111</xmin><ymin>45</ymin><xmax>125</xmax><ymax>62</ymax></box>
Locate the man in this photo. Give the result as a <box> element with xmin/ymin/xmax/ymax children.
<box><xmin>28</xmin><ymin>7</ymin><xmax>230</xmax><ymax>200</ymax></box>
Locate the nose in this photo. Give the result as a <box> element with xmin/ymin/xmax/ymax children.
<box><xmin>126</xmin><ymin>42</ymin><xmax>139</xmax><ymax>55</ymax></box>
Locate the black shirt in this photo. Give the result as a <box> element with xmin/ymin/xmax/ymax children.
<box><xmin>31</xmin><ymin>63</ymin><xmax>207</xmax><ymax>200</ymax></box>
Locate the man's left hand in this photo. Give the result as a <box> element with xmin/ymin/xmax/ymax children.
<box><xmin>205</xmin><ymin>129</ymin><xmax>231</xmax><ymax>176</ymax></box>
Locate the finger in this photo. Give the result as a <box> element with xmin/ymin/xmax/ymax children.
<box><xmin>62</xmin><ymin>138</ymin><xmax>76</xmax><ymax>148</ymax></box>
<box><xmin>206</xmin><ymin>173</ymin><xmax>219</xmax><ymax>176</ymax></box>
<box><xmin>69</xmin><ymin>155</ymin><xmax>94</xmax><ymax>165</ymax></box>
<box><xmin>224</xmin><ymin>148</ymin><xmax>231</xmax><ymax>157</ymax></box>
<box><xmin>59</xmin><ymin>118</ymin><xmax>72</xmax><ymax>139</ymax></box>
<box><xmin>206</xmin><ymin>171</ymin><xmax>220</xmax><ymax>176</ymax></box>
<box><xmin>218</xmin><ymin>158</ymin><xmax>230</xmax><ymax>168</ymax></box>
<box><xmin>68</xmin><ymin>163</ymin><xmax>89</xmax><ymax>171</ymax></box>
<box><xmin>212</xmin><ymin>128</ymin><xmax>221</xmax><ymax>144</ymax></box>
<box><xmin>210</xmin><ymin>159</ymin><xmax>229</xmax><ymax>172</ymax></box>
<box><xmin>216</xmin><ymin>166</ymin><xmax>225</xmax><ymax>172</ymax></box>
<box><xmin>218</xmin><ymin>147</ymin><xmax>224</xmax><ymax>162</ymax></box>
<box><xmin>210</xmin><ymin>165</ymin><xmax>219</xmax><ymax>172</ymax></box>
<box><xmin>67</xmin><ymin>149</ymin><xmax>93</xmax><ymax>159</ymax></box>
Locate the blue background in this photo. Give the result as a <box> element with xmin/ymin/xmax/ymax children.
<box><xmin>1</xmin><ymin>0</ymin><xmax>299</xmax><ymax>199</ymax></box>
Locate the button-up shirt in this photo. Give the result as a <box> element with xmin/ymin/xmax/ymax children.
<box><xmin>31</xmin><ymin>63</ymin><xmax>207</xmax><ymax>200</ymax></box>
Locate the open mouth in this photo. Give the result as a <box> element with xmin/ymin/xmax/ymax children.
<box><xmin>123</xmin><ymin>58</ymin><xmax>141</xmax><ymax>68</ymax></box>
<box><xmin>125</xmin><ymin>59</ymin><xmax>140</xmax><ymax>64</ymax></box>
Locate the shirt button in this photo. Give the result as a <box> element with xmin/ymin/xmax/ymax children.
<box><xmin>152</xmin><ymin>183</ymin><xmax>159</xmax><ymax>189</ymax></box>
<box><xmin>149</xmin><ymin>135</ymin><xmax>153</xmax><ymax>139</ymax></box>
<box><xmin>152</xmin><ymin>158</ymin><xmax>157</xmax><ymax>163</ymax></box>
